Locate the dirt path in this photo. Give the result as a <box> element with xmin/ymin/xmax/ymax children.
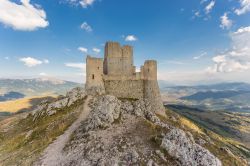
<box><xmin>35</xmin><ymin>96</ymin><xmax>92</xmax><ymax>166</ymax></box>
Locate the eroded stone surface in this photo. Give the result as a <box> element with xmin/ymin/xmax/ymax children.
<box><xmin>161</xmin><ymin>128</ymin><xmax>222</xmax><ymax>166</ymax></box>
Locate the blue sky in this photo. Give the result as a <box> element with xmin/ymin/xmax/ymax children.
<box><xmin>0</xmin><ymin>0</ymin><xmax>250</xmax><ymax>84</ymax></box>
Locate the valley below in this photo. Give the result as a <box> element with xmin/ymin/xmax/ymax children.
<box><xmin>1</xmin><ymin>80</ymin><xmax>250</xmax><ymax>165</ymax></box>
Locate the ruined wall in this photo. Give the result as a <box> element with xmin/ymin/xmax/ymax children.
<box><xmin>143</xmin><ymin>80</ymin><xmax>164</xmax><ymax>112</ymax></box>
<box><xmin>142</xmin><ymin>60</ymin><xmax>164</xmax><ymax>112</ymax></box>
<box><xmin>121</xmin><ymin>45</ymin><xmax>134</xmax><ymax>76</ymax></box>
<box><xmin>104</xmin><ymin>80</ymin><xmax>144</xmax><ymax>99</ymax></box>
<box><xmin>104</xmin><ymin>42</ymin><xmax>122</xmax><ymax>75</ymax></box>
<box><xmin>143</xmin><ymin>60</ymin><xmax>157</xmax><ymax>80</ymax></box>
<box><xmin>104</xmin><ymin>42</ymin><xmax>134</xmax><ymax>76</ymax></box>
<box><xmin>85</xmin><ymin>56</ymin><xmax>105</xmax><ymax>95</ymax></box>
<box><xmin>85</xmin><ymin>41</ymin><xmax>163</xmax><ymax>112</ymax></box>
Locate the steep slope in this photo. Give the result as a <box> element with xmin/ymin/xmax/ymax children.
<box><xmin>0</xmin><ymin>87</ymin><xmax>87</xmax><ymax>165</ymax></box>
<box><xmin>35</xmin><ymin>96</ymin><xmax>92</xmax><ymax>165</ymax></box>
<box><xmin>167</xmin><ymin>104</ymin><xmax>250</xmax><ymax>149</ymax></box>
<box><xmin>0</xmin><ymin>89</ymin><xmax>249</xmax><ymax>165</ymax></box>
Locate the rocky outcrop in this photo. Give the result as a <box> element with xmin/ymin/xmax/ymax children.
<box><xmin>161</xmin><ymin>128</ymin><xmax>222</xmax><ymax>166</ymax></box>
<box><xmin>84</xmin><ymin>95</ymin><xmax>121</xmax><ymax>131</ymax></box>
<box><xmin>33</xmin><ymin>87</ymin><xmax>86</xmax><ymax>121</ymax></box>
<box><xmin>55</xmin><ymin>95</ymin><xmax>221</xmax><ymax>166</ymax></box>
<box><xmin>84</xmin><ymin>95</ymin><xmax>168</xmax><ymax>131</ymax></box>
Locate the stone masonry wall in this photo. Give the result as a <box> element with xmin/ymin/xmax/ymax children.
<box><xmin>104</xmin><ymin>42</ymin><xmax>134</xmax><ymax>76</ymax></box>
<box><xmin>143</xmin><ymin>80</ymin><xmax>164</xmax><ymax>112</ymax></box>
<box><xmin>104</xmin><ymin>80</ymin><xmax>144</xmax><ymax>99</ymax></box>
<box><xmin>85</xmin><ymin>56</ymin><xmax>105</xmax><ymax>95</ymax></box>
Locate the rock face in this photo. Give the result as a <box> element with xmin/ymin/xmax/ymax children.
<box><xmin>33</xmin><ymin>87</ymin><xmax>86</xmax><ymax>121</ymax></box>
<box><xmin>45</xmin><ymin>94</ymin><xmax>222</xmax><ymax>166</ymax></box>
<box><xmin>84</xmin><ymin>95</ymin><xmax>121</xmax><ymax>131</ymax></box>
<box><xmin>161</xmin><ymin>128</ymin><xmax>222</xmax><ymax>166</ymax></box>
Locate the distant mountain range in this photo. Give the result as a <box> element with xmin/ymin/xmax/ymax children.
<box><xmin>0</xmin><ymin>78</ymin><xmax>82</xmax><ymax>99</ymax></box>
<box><xmin>181</xmin><ymin>90</ymin><xmax>250</xmax><ymax>101</ymax></box>
<box><xmin>161</xmin><ymin>82</ymin><xmax>250</xmax><ymax>91</ymax></box>
<box><xmin>0</xmin><ymin>91</ymin><xmax>25</xmax><ymax>102</ymax></box>
<box><xmin>161</xmin><ymin>82</ymin><xmax>250</xmax><ymax>113</ymax></box>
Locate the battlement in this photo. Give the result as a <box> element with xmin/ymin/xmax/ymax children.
<box><xmin>85</xmin><ymin>41</ymin><xmax>164</xmax><ymax>112</ymax></box>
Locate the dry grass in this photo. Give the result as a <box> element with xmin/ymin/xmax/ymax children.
<box><xmin>0</xmin><ymin>95</ymin><xmax>57</xmax><ymax>113</ymax></box>
<box><xmin>0</xmin><ymin>98</ymin><xmax>85</xmax><ymax>166</ymax></box>
<box><xmin>179</xmin><ymin>117</ymin><xmax>204</xmax><ymax>134</ymax></box>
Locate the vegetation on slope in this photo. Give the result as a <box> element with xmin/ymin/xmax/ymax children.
<box><xmin>0</xmin><ymin>95</ymin><xmax>56</xmax><ymax>113</ymax></box>
<box><xmin>0</xmin><ymin>97</ymin><xmax>86</xmax><ymax>166</ymax></box>
<box><xmin>164</xmin><ymin>106</ymin><xmax>250</xmax><ymax>165</ymax></box>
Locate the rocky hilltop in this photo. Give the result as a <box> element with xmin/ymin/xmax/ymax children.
<box><xmin>0</xmin><ymin>87</ymin><xmax>249</xmax><ymax>165</ymax></box>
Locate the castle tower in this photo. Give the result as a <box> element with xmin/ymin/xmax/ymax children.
<box><xmin>103</xmin><ymin>42</ymin><xmax>134</xmax><ymax>76</ymax></box>
<box><xmin>103</xmin><ymin>42</ymin><xmax>122</xmax><ymax>75</ymax></box>
<box><xmin>143</xmin><ymin>60</ymin><xmax>164</xmax><ymax>112</ymax></box>
<box><xmin>85</xmin><ymin>56</ymin><xmax>105</xmax><ymax>95</ymax></box>
<box><xmin>121</xmin><ymin>45</ymin><xmax>134</xmax><ymax>76</ymax></box>
<box><xmin>143</xmin><ymin>60</ymin><xmax>157</xmax><ymax>80</ymax></box>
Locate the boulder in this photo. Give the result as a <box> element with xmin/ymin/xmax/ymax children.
<box><xmin>161</xmin><ymin>128</ymin><xmax>222</xmax><ymax>166</ymax></box>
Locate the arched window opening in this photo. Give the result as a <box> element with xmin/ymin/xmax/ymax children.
<box><xmin>92</xmin><ymin>74</ymin><xmax>95</xmax><ymax>80</ymax></box>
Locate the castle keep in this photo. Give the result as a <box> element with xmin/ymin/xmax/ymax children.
<box><xmin>85</xmin><ymin>41</ymin><xmax>163</xmax><ymax>112</ymax></box>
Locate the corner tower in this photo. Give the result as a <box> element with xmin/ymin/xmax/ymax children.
<box><xmin>85</xmin><ymin>56</ymin><xmax>105</xmax><ymax>95</ymax></box>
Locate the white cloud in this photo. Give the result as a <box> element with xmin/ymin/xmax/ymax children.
<box><xmin>0</xmin><ymin>0</ymin><xmax>49</xmax><ymax>31</ymax></box>
<box><xmin>205</xmin><ymin>1</ymin><xmax>215</xmax><ymax>14</ymax></box>
<box><xmin>92</xmin><ymin>47</ymin><xmax>101</xmax><ymax>53</ymax></box>
<box><xmin>65</xmin><ymin>62</ymin><xmax>86</xmax><ymax>70</ymax></box>
<box><xmin>194</xmin><ymin>11</ymin><xmax>201</xmax><ymax>17</ymax></box>
<box><xmin>19</xmin><ymin>57</ymin><xmax>43</xmax><ymax>67</ymax></box>
<box><xmin>4</xmin><ymin>56</ymin><xmax>9</xmax><ymax>60</ymax></box>
<box><xmin>125</xmin><ymin>35</ymin><xmax>138</xmax><ymax>41</ymax></box>
<box><xmin>79</xmin><ymin>0</ymin><xmax>95</xmax><ymax>8</ymax></box>
<box><xmin>39</xmin><ymin>72</ymin><xmax>47</xmax><ymax>76</ymax></box>
<box><xmin>65</xmin><ymin>0</ymin><xmax>96</xmax><ymax>8</ymax></box>
<box><xmin>80</xmin><ymin>22</ymin><xmax>92</xmax><ymax>32</ymax></box>
<box><xmin>234</xmin><ymin>26</ymin><xmax>250</xmax><ymax>34</ymax></box>
<box><xmin>43</xmin><ymin>59</ymin><xmax>49</xmax><ymax>64</ymax></box>
<box><xmin>220</xmin><ymin>13</ymin><xmax>232</xmax><ymax>30</ymax></box>
<box><xmin>235</xmin><ymin>0</ymin><xmax>250</xmax><ymax>15</ymax></box>
<box><xmin>193</xmin><ymin>52</ymin><xmax>207</xmax><ymax>60</ymax></box>
<box><xmin>78</xmin><ymin>47</ymin><xmax>88</xmax><ymax>53</ymax></box>
<box><xmin>207</xmin><ymin>26</ymin><xmax>250</xmax><ymax>73</ymax></box>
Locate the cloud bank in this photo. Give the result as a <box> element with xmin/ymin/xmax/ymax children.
<box><xmin>207</xmin><ymin>26</ymin><xmax>250</xmax><ymax>73</ymax></box>
<box><xmin>0</xmin><ymin>0</ymin><xmax>49</xmax><ymax>31</ymax></box>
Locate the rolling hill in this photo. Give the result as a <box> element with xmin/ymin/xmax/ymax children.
<box><xmin>166</xmin><ymin>104</ymin><xmax>250</xmax><ymax>150</ymax></box>
<box><xmin>161</xmin><ymin>82</ymin><xmax>250</xmax><ymax>113</ymax></box>
<box><xmin>0</xmin><ymin>78</ymin><xmax>82</xmax><ymax>98</ymax></box>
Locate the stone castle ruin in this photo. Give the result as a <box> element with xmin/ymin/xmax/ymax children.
<box><xmin>85</xmin><ymin>41</ymin><xmax>164</xmax><ymax>112</ymax></box>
